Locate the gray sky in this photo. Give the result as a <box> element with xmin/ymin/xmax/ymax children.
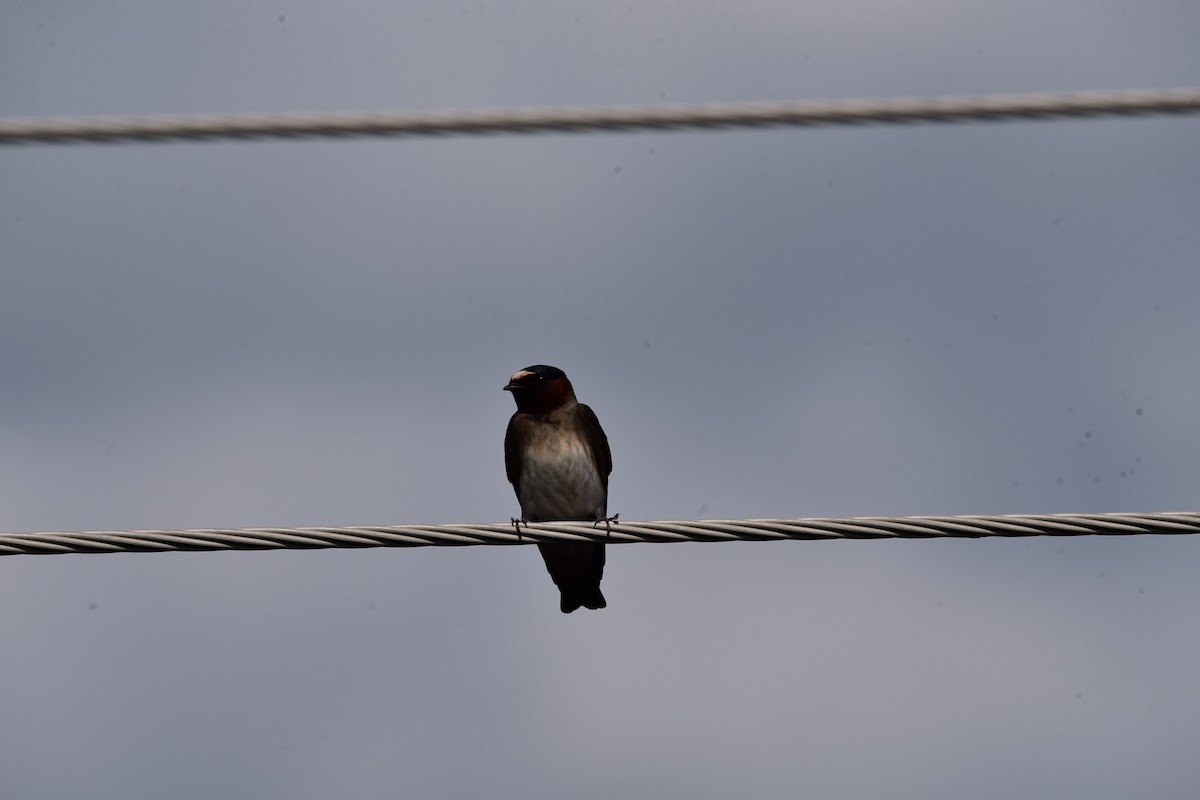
<box><xmin>3</xmin><ymin>2</ymin><xmax>1200</xmax><ymax>798</ymax></box>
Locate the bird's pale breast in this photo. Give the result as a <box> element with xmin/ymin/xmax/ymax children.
<box><xmin>517</xmin><ymin>424</ymin><xmax>607</xmax><ymax>522</ymax></box>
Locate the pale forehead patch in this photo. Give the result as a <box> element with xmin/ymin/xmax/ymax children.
<box><xmin>510</xmin><ymin>369</ymin><xmax>535</xmax><ymax>383</ymax></box>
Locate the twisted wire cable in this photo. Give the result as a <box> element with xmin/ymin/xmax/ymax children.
<box><xmin>1</xmin><ymin>512</ymin><xmax>1198</xmax><ymax>557</ymax></box>
<box><xmin>2</xmin><ymin>88</ymin><xmax>1198</xmax><ymax>146</ymax></box>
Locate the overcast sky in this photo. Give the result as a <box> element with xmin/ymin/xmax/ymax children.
<box><xmin>3</xmin><ymin>2</ymin><xmax>1200</xmax><ymax>798</ymax></box>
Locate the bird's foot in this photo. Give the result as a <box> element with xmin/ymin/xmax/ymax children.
<box><xmin>510</xmin><ymin>517</ymin><xmax>528</xmax><ymax>541</ymax></box>
<box><xmin>593</xmin><ymin>513</ymin><xmax>620</xmax><ymax>538</ymax></box>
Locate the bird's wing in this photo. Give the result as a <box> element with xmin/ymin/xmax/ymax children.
<box><xmin>576</xmin><ymin>403</ymin><xmax>612</xmax><ymax>489</ymax></box>
<box><xmin>503</xmin><ymin>412</ymin><xmax>525</xmax><ymax>495</ymax></box>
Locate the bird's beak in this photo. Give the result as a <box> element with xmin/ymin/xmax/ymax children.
<box><xmin>503</xmin><ymin>382</ymin><xmax>517</xmax><ymax>392</ymax></box>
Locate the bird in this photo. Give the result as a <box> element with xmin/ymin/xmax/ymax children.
<box><xmin>503</xmin><ymin>364</ymin><xmax>613</xmax><ymax>613</ymax></box>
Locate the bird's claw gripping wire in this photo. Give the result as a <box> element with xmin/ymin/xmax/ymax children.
<box><xmin>594</xmin><ymin>513</ymin><xmax>620</xmax><ymax>538</ymax></box>
<box><xmin>510</xmin><ymin>517</ymin><xmax>528</xmax><ymax>541</ymax></box>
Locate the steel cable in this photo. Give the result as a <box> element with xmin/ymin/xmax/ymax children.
<box><xmin>1</xmin><ymin>511</ymin><xmax>1197</xmax><ymax>557</ymax></box>
<box><xmin>2</xmin><ymin>88</ymin><xmax>1198</xmax><ymax>146</ymax></box>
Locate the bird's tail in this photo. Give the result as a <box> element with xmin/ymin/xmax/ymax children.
<box><xmin>538</xmin><ymin>542</ymin><xmax>607</xmax><ymax>614</ymax></box>
<box><xmin>561</xmin><ymin>586</ymin><xmax>607</xmax><ymax>614</ymax></box>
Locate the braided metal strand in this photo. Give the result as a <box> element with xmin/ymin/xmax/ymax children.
<box><xmin>2</xmin><ymin>88</ymin><xmax>1198</xmax><ymax>146</ymax></box>
<box><xmin>1</xmin><ymin>512</ymin><xmax>1198</xmax><ymax>557</ymax></box>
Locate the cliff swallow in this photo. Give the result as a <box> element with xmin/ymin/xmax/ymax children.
<box><xmin>504</xmin><ymin>365</ymin><xmax>613</xmax><ymax>613</ymax></box>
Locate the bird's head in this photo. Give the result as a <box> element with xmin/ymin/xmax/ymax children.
<box><xmin>504</xmin><ymin>364</ymin><xmax>577</xmax><ymax>414</ymax></box>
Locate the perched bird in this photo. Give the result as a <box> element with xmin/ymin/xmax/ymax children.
<box><xmin>503</xmin><ymin>365</ymin><xmax>613</xmax><ymax>613</ymax></box>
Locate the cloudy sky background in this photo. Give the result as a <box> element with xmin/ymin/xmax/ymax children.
<box><xmin>3</xmin><ymin>2</ymin><xmax>1200</xmax><ymax>797</ymax></box>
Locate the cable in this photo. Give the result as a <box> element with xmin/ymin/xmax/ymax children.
<box><xmin>1</xmin><ymin>88</ymin><xmax>1198</xmax><ymax>146</ymax></box>
<box><xmin>2</xmin><ymin>511</ymin><xmax>1198</xmax><ymax>557</ymax></box>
